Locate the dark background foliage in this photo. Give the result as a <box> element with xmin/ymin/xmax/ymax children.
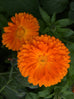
<box><xmin>0</xmin><ymin>0</ymin><xmax>74</xmax><ymax>99</ymax></box>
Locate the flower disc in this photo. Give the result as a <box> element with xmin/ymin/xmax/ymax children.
<box><xmin>17</xmin><ymin>35</ymin><xmax>70</xmax><ymax>87</ymax></box>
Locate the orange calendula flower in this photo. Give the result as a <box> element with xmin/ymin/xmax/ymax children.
<box><xmin>2</xmin><ymin>12</ymin><xmax>39</xmax><ymax>51</ymax></box>
<box><xmin>17</xmin><ymin>35</ymin><xmax>70</xmax><ymax>87</ymax></box>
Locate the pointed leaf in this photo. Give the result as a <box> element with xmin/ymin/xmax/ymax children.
<box><xmin>38</xmin><ymin>89</ymin><xmax>50</xmax><ymax>97</ymax></box>
<box><xmin>45</xmin><ymin>93</ymin><xmax>54</xmax><ymax>99</ymax></box>
<box><xmin>51</xmin><ymin>13</ymin><xmax>56</xmax><ymax>23</ymax></box>
<box><xmin>56</xmin><ymin>19</ymin><xmax>73</xmax><ymax>27</ymax></box>
<box><xmin>56</xmin><ymin>28</ymin><xmax>74</xmax><ymax>37</ymax></box>
<box><xmin>39</xmin><ymin>7</ymin><xmax>50</xmax><ymax>24</ymax></box>
<box><xmin>61</xmin><ymin>82</ymin><xmax>69</xmax><ymax>93</ymax></box>
<box><xmin>29</xmin><ymin>93</ymin><xmax>39</xmax><ymax>99</ymax></box>
<box><xmin>42</xmin><ymin>27</ymin><xmax>50</xmax><ymax>34</ymax></box>
<box><xmin>39</xmin><ymin>19</ymin><xmax>46</xmax><ymax>33</ymax></box>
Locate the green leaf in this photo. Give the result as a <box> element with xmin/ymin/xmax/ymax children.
<box><xmin>45</xmin><ymin>93</ymin><xmax>54</xmax><ymax>99</ymax></box>
<box><xmin>61</xmin><ymin>83</ymin><xmax>69</xmax><ymax>93</ymax></box>
<box><xmin>5</xmin><ymin>86</ymin><xmax>25</xmax><ymax>98</ymax></box>
<box><xmin>62</xmin><ymin>96</ymin><xmax>66</xmax><ymax>99</ymax></box>
<box><xmin>67</xmin><ymin>43</ymin><xmax>74</xmax><ymax>51</ymax></box>
<box><xmin>69</xmin><ymin>63</ymin><xmax>74</xmax><ymax>76</ymax></box>
<box><xmin>51</xmin><ymin>13</ymin><xmax>56</xmax><ymax>23</ymax></box>
<box><xmin>0</xmin><ymin>0</ymin><xmax>40</xmax><ymax>17</ymax></box>
<box><xmin>54</xmin><ymin>86</ymin><xmax>61</xmax><ymax>94</ymax></box>
<box><xmin>39</xmin><ymin>7</ymin><xmax>50</xmax><ymax>24</ymax></box>
<box><xmin>42</xmin><ymin>27</ymin><xmax>50</xmax><ymax>34</ymax></box>
<box><xmin>69</xmin><ymin>75</ymin><xmax>74</xmax><ymax>85</ymax></box>
<box><xmin>55</xmin><ymin>19</ymin><xmax>73</xmax><ymax>27</ymax></box>
<box><xmin>25</xmin><ymin>93</ymin><xmax>38</xmax><ymax>99</ymax></box>
<box><xmin>38</xmin><ymin>89</ymin><xmax>50</xmax><ymax>97</ymax></box>
<box><xmin>69</xmin><ymin>2</ymin><xmax>74</xmax><ymax>21</ymax></box>
<box><xmin>65</xmin><ymin>94</ymin><xmax>74</xmax><ymax>99</ymax></box>
<box><xmin>39</xmin><ymin>19</ymin><xmax>46</xmax><ymax>33</ymax></box>
<box><xmin>67</xmin><ymin>43</ymin><xmax>74</xmax><ymax>64</ymax></box>
<box><xmin>3</xmin><ymin>87</ymin><xmax>18</xmax><ymax>99</ymax></box>
<box><xmin>29</xmin><ymin>93</ymin><xmax>39</xmax><ymax>99</ymax></box>
<box><xmin>63</xmin><ymin>91</ymin><xmax>73</xmax><ymax>96</ymax></box>
<box><xmin>50</xmin><ymin>25</ymin><xmax>57</xmax><ymax>33</ymax></box>
<box><xmin>25</xmin><ymin>94</ymin><xmax>32</xmax><ymax>99</ymax></box>
<box><xmin>56</xmin><ymin>28</ymin><xmax>74</xmax><ymax>37</ymax></box>
<box><xmin>40</xmin><ymin>0</ymin><xmax>69</xmax><ymax>15</ymax></box>
<box><xmin>69</xmin><ymin>51</ymin><xmax>74</xmax><ymax>76</ymax></box>
<box><xmin>66</xmin><ymin>48</ymin><xmax>74</xmax><ymax>78</ymax></box>
<box><xmin>9</xmin><ymin>74</ymin><xmax>29</xmax><ymax>89</ymax></box>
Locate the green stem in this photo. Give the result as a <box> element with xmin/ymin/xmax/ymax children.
<box><xmin>0</xmin><ymin>80</ymin><xmax>12</xmax><ymax>93</ymax></box>
<box><xmin>9</xmin><ymin>65</ymin><xmax>14</xmax><ymax>80</ymax></box>
<box><xmin>0</xmin><ymin>63</ymin><xmax>14</xmax><ymax>93</ymax></box>
<box><xmin>0</xmin><ymin>72</ymin><xmax>16</xmax><ymax>76</ymax></box>
<box><xmin>6</xmin><ymin>86</ymin><xmax>18</xmax><ymax>94</ymax></box>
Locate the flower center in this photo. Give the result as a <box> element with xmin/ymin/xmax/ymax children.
<box><xmin>38</xmin><ymin>55</ymin><xmax>47</xmax><ymax>67</ymax></box>
<box><xmin>16</xmin><ymin>27</ymin><xmax>25</xmax><ymax>39</ymax></box>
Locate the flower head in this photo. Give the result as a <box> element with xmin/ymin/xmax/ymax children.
<box><xmin>2</xmin><ymin>12</ymin><xmax>39</xmax><ymax>51</ymax></box>
<box><xmin>17</xmin><ymin>35</ymin><xmax>70</xmax><ymax>87</ymax></box>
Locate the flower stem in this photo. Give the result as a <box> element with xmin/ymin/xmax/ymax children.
<box><xmin>9</xmin><ymin>65</ymin><xmax>14</xmax><ymax>80</ymax></box>
<box><xmin>0</xmin><ymin>80</ymin><xmax>12</xmax><ymax>93</ymax></box>
<box><xmin>0</xmin><ymin>72</ymin><xmax>16</xmax><ymax>76</ymax></box>
<box><xmin>0</xmin><ymin>63</ymin><xmax>14</xmax><ymax>93</ymax></box>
